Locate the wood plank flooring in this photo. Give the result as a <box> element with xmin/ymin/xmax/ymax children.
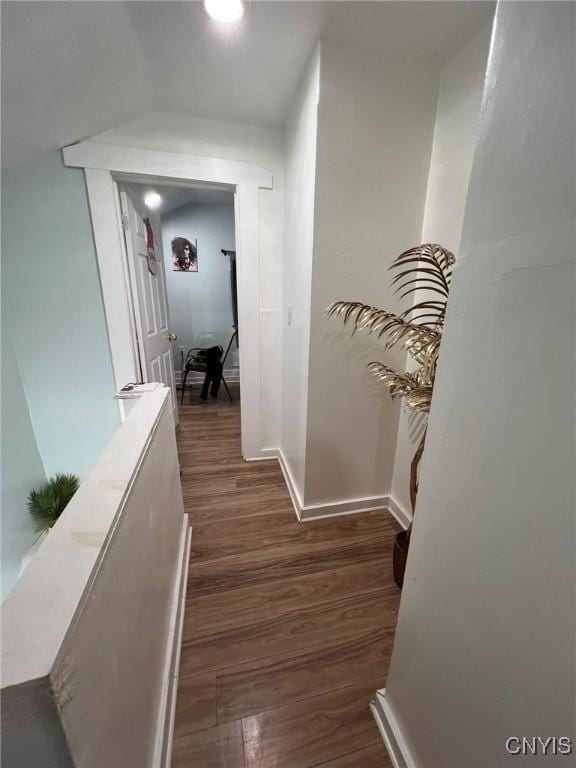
<box><xmin>173</xmin><ymin>385</ymin><xmax>399</xmax><ymax>768</ymax></box>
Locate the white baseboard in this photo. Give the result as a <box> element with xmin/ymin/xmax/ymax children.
<box><xmin>154</xmin><ymin>516</ymin><xmax>192</xmax><ymax>768</ymax></box>
<box><xmin>274</xmin><ymin>449</ymin><xmax>411</xmax><ymax>526</ymax></box>
<box><xmin>300</xmin><ymin>494</ymin><xmax>389</xmax><ymax>521</ymax></box>
<box><xmin>244</xmin><ymin>447</ymin><xmax>280</xmax><ymax>461</ymax></box>
<box><xmin>245</xmin><ymin>449</ymin><xmax>412</xmax><ymax>528</ymax></box>
<box><xmin>386</xmin><ymin>496</ymin><xmax>413</xmax><ymax>530</ymax></box>
<box><xmin>370</xmin><ymin>689</ymin><xmax>415</xmax><ymax>768</ymax></box>
<box><xmin>243</xmin><ymin>447</ymin><xmax>282</xmax><ymax>463</ymax></box>
<box><xmin>275</xmin><ymin>449</ymin><xmax>305</xmax><ymax>521</ymax></box>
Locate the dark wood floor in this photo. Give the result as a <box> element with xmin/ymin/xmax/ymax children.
<box><xmin>172</xmin><ymin>384</ymin><xmax>399</xmax><ymax>768</ymax></box>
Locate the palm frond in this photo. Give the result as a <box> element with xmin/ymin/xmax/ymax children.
<box><xmin>390</xmin><ymin>244</ymin><xmax>455</xmax><ymax>304</ymax></box>
<box><xmin>326</xmin><ymin>301</ymin><xmax>440</xmax><ymax>363</ymax></box>
<box><xmin>367</xmin><ymin>363</ymin><xmax>433</xmax><ymax>411</ymax></box>
<box><xmin>400</xmin><ymin>300</ymin><xmax>449</xmax><ymax>330</ymax></box>
<box><xmin>327</xmin><ymin>243</ymin><xmax>454</xmax><ymax>419</ymax></box>
<box><xmin>326</xmin><ymin>301</ymin><xmax>388</xmax><ymax>330</ymax></box>
<box><xmin>367</xmin><ymin>363</ymin><xmax>419</xmax><ymax>396</ymax></box>
<box><xmin>391</xmin><ymin>269</ymin><xmax>451</xmax><ymax>297</ymax></box>
<box><xmin>27</xmin><ymin>473</ymin><xmax>80</xmax><ymax>532</ymax></box>
<box><xmin>419</xmin><ymin>337</ymin><xmax>441</xmax><ymax>384</ymax></box>
<box><xmin>395</xmin><ymin>243</ymin><xmax>455</xmax><ymax>272</ymax></box>
<box><xmin>404</xmin><ymin>388</ymin><xmax>434</xmax><ymax>412</ymax></box>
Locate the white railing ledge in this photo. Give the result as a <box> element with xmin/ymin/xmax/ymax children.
<box><xmin>2</xmin><ymin>387</ymin><xmax>170</xmax><ymax>689</ymax></box>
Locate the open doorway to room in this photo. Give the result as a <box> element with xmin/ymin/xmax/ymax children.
<box><xmin>62</xmin><ymin>141</ymin><xmax>272</xmax><ymax>460</ymax></box>
<box><xmin>118</xmin><ymin>180</ymin><xmax>240</xmax><ymax>430</ymax></box>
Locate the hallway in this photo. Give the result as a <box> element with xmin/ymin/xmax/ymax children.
<box><xmin>173</xmin><ymin>387</ymin><xmax>399</xmax><ymax>767</ymax></box>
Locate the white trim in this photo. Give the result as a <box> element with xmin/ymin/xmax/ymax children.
<box><xmin>63</xmin><ymin>141</ymin><xmax>273</xmax><ymax>460</ymax></box>
<box><xmin>300</xmin><ymin>494</ymin><xmax>389</xmax><ymax>522</ymax></box>
<box><xmin>370</xmin><ymin>689</ymin><xmax>417</xmax><ymax>768</ymax></box>
<box><xmin>386</xmin><ymin>495</ymin><xmax>413</xmax><ymax>530</ymax></box>
<box><xmin>267</xmin><ymin>449</ymin><xmax>409</xmax><ymax>525</ymax></box>
<box><xmin>63</xmin><ymin>141</ymin><xmax>273</xmax><ymax>189</ymax></box>
<box><xmin>276</xmin><ymin>449</ymin><xmax>305</xmax><ymax>520</ymax></box>
<box><xmin>84</xmin><ymin>168</ymin><xmax>140</xmax><ymax>392</ymax></box>
<box><xmin>249</xmin><ymin>447</ymin><xmax>280</xmax><ymax>460</ymax></box>
<box><xmin>154</xmin><ymin>518</ymin><xmax>192</xmax><ymax>768</ymax></box>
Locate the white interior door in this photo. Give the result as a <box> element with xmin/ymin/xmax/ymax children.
<box><xmin>120</xmin><ymin>189</ymin><xmax>179</xmax><ymax>426</ymax></box>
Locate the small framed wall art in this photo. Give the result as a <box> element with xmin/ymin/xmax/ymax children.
<box><xmin>172</xmin><ymin>237</ymin><xmax>198</xmax><ymax>272</ymax></box>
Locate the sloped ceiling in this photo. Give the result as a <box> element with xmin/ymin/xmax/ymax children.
<box><xmin>1</xmin><ymin>1</ymin><xmax>493</xmax><ymax>169</ymax></box>
<box><xmin>1</xmin><ymin>2</ymin><xmax>156</xmax><ymax>169</ymax></box>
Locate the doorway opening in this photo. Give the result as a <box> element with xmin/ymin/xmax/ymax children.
<box><xmin>118</xmin><ymin>178</ymin><xmax>241</xmax><ymax>430</ymax></box>
<box><xmin>63</xmin><ymin>139</ymin><xmax>273</xmax><ymax>459</ymax></box>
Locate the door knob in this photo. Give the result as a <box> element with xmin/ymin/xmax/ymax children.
<box><xmin>168</xmin><ymin>333</ymin><xmax>177</xmax><ymax>342</ymax></box>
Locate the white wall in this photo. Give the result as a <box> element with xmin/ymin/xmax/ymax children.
<box><xmin>305</xmin><ymin>43</ymin><xmax>439</xmax><ymax>507</ymax></box>
<box><xmin>281</xmin><ymin>49</ymin><xmax>321</xmax><ymax>500</ymax></box>
<box><xmin>161</xmin><ymin>202</ymin><xmax>237</xmax><ymax>376</ymax></box>
<box><xmin>2</xmin><ymin>389</ymin><xmax>186</xmax><ymax>768</ymax></box>
<box><xmin>54</xmin><ymin>393</ymin><xmax>184</xmax><ymax>768</ymax></box>
<box><xmin>390</xmin><ymin>20</ymin><xmax>493</xmax><ymax>517</ymax></box>
<box><xmin>92</xmin><ymin>112</ymin><xmax>283</xmax><ymax>449</ymax></box>
<box><xmin>383</xmin><ymin>3</ymin><xmax>575</xmax><ymax>765</ymax></box>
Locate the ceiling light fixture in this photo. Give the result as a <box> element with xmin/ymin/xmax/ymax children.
<box><xmin>204</xmin><ymin>0</ymin><xmax>244</xmax><ymax>24</ymax></box>
<box><xmin>144</xmin><ymin>191</ymin><xmax>162</xmax><ymax>210</ymax></box>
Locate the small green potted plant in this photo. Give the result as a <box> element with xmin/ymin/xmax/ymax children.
<box><xmin>327</xmin><ymin>243</ymin><xmax>455</xmax><ymax>587</ymax></box>
<box><xmin>27</xmin><ymin>473</ymin><xmax>80</xmax><ymax>532</ymax></box>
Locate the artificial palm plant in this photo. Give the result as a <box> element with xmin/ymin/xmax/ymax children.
<box><xmin>27</xmin><ymin>473</ymin><xmax>80</xmax><ymax>532</ymax></box>
<box><xmin>327</xmin><ymin>243</ymin><xmax>455</xmax><ymax>584</ymax></box>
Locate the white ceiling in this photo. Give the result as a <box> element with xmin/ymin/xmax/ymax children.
<box><xmin>1</xmin><ymin>1</ymin><xmax>494</xmax><ymax>169</ymax></box>
<box><xmin>124</xmin><ymin>181</ymin><xmax>234</xmax><ymax>214</ymax></box>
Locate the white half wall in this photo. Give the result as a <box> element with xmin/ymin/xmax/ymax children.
<box><xmin>381</xmin><ymin>3</ymin><xmax>575</xmax><ymax>765</ymax></box>
<box><xmin>281</xmin><ymin>49</ymin><xmax>321</xmax><ymax>505</ymax></box>
<box><xmin>306</xmin><ymin>42</ymin><xmax>439</xmax><ymax>508</ymax></box>
<box><xmin>390</xmin><ymin>18</ymin><xmax>493</xmax><ymax>519</ymax></box>
<box><xmin>2</xmin><ymin>388</ymin><xmax>188</xmax><ymax>768</ymax></box>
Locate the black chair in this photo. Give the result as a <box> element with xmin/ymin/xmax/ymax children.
<box><xmin>181</xmin><ymin>327</ymin><xmax>237</xmax><ymax>405</ymax></box>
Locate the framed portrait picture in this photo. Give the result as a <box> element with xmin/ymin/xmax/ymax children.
<box><xmin>172</xmin><ymin>237</ymin><xmax>198</xmax><ymax>272</ymax></box>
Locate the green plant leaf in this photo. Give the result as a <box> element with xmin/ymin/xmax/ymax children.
<box><xmin>27</xmin><ymin>473</ymin><xmax>80</xmax><ymax>532</ymax></box>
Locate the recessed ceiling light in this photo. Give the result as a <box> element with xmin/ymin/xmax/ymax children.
<box><xmin>144</xmin><ymin>191</ymin><xmax>162</xmax><ymax>210</ymax></box>
<box><xmin>204</xmin><ymin>0</ymin><xmax>244</xmax><ymax>24</ymax></box>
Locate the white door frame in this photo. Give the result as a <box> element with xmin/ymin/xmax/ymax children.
<box><xmin>63</xmin><ymin>140</ymin><xmax>273</xmax><ymax>460</ymax></box>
